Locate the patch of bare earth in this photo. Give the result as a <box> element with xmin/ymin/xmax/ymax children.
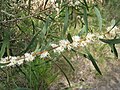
<box><xmin>49</xmin><ymin>56</ymin><xmax>120</xmax><ymax>90</ymax></box>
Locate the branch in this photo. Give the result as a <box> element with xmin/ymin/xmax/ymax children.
<box><xmin>0</xmin><ymin>15</ymin><xmax>33</xmax><ymax>24</ymax></box>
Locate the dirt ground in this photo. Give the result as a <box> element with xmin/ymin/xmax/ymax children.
<box><xmin>49</xmin><ymin>55</ymin><xmax>120</xmax><ymax>90</ymax></box>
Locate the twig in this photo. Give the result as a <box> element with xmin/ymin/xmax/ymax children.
<box><xmin>0</xmin><ymin>15</ymin><xmax>33</xmax><ymax>24</ymax></box>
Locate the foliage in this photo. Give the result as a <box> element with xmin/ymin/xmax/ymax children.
<box><xmin>0</xmin><ymin>0</ymin><xmax>120</xmax><ymax>89</ymax></box>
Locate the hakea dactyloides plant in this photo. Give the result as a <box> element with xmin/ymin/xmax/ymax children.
<box><xmin>0</xmin><ymin>24</ymin><xmax>120</xmax><ymax>74</ymax></box>
<box><xmin>0</xmin><ymin>33</ymin><xmax>97</xmax><ymax>68</ymax></box>
<box><xmin>0</xmin><ymin>25</ymin><xmax>119</xmax><ymax>88</ymax></box>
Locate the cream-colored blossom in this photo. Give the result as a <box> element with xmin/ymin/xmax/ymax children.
<box><xmin>40</xmin><ymin>51</ymin><xmax>50</xmax><ymax>58</ymax></box>
<box><xmin>75</xmin><ymin>1</ymin><xmax>80</xmax><ymax>5</ymax></box>
<box><xmin>17</xmin><ymin>58</ymin><xmax>24</xmax><ymax>65</ymax></box>
<box><xmin>71</xmin><ymin>42</ymin><xmax>79</xmax><ymax>48</ymax></box>
<box><xmin>86</xmin><ymin>33</ymin><xmax>95</xmax><ymax>43</ymax></box>
<box><xmin>7</xmin><ymin>56</ymin><xmax>18</xmax><ymax>67</ymax></box>
<box><xmin>72</xmin><ymin>36</ymin><xmax>80</xmax><ymax>42</ymax></box>
<box><xmin>53</xmin><ymin>46</ymin><xmax>64</xmax><ymax>54</ymax></box>
<box><xmin>106</xmin><ymin>25</ymin><xmax>120</xmax><ymax>38</ymax></box>
<box><xmin>80</xmin><ymin>41</ymin><xmax>87</xmax><ymax>47</ymax></box>
<box><xmin>24</xmin><ymin>53</ymin><xmax>35</xmax><ymax>62</ymax></box>
<box><xmin>59</xmin><ymin>40</ymin><xmax>70</xmax><ymax>49</ymax></box>
<box><xmin>50</xmin><ymin>43</ymin><xmax>58</xmax><ymax>48</ymax></box>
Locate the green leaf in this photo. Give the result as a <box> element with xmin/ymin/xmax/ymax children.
<box><xmin>42</xmin><ymin>18</ymin><xmax>49</xmax><ymax>36</ymax></box>
<box><xmin>109</xmin><ymin>44</ymin><xmax>118</xmax><ymax>58</ymax></box>
<box><xmin>94</xmin><ymin>6</ymin><xmax>102</xmax><ymax>31</ymax></box>
<box><xmin>83</xmin><ymin>0</ymin><xmax>89</xmax><ymax>11</ymax></box>
<box><xmin>99</xmin><ymin>38</ymin><xmax>120</xmax><ymax>44</ymax></box>
<box><xmin>14</xmin><ymin>87</ymin><xmax>31</xmax><ymax>90</ymax></box>
<box><xmin>83</xmin><ymin>7</ymin><xmax>88</xmax><ymax>34</ymax></box>
<box><xmin>16</xmin><ymin>24</ymin><xmax>25</xmax><ymax>33</ymax></box>
<box><xmin>0</xmin><ymin>31</ymin><xmax>10</xmax><ymax>58</ymax></box>
<box><xmin>67</xmin><ymin>33</ymin><xmax>73</xmax><ymax>43</ymax></box>
<box><xmin>31</xmin><ymin>19</ymin><xmax>35</xmax><ymax>34</ymax></box>
<box><xmin>52</xmin><ymin>60</ymin><xmax>71</xmax><ymax>87</ymax></box>
<box><xmin>63</xmin><ymin>7</ymin><xmax>69</xmax><ymax>35</ymax></box>
<box><xmin>111</xmin><ymin>19</ymin><xmax>115</xmax><ymax>26</ymax></box>
<box><xmin>62</xmin><ymin>53</ymin><xmax>75</xmax><ymax>71</ymax></box>
<box><xmin>108</xmin><ymin>19</ymin><xmax>120</xmax><ymax>33</ymax></box>
<box><xmin>44</xmin><ymin>0</ymin><xmax>49</xmax><ymax>9</ymax></box>
<box><xmin>99</xmin><ymin>38</ymin><xmax>119</xmax><ymax>58</ymax></box>
<box><xmin>85</xmin><ymin>48</ymin><xmax>102</xmax><ymax>75</ymax></box>
<box><xmin>19</xmin><ymin>30</ymin><xmax>41</xmax><ymax>55</ymax></box>
<box><xmin>28</xmin><ymin>0</ymin><xmax>32</xmax><ymax>14</ymax></box>
<box><xmin>78</xmin><ymin>25</ymin><xmax>85</xmax><ymax>36</ymax></box>
<box><xmin>0</xmin><ymin>43</ymin><xmax>7</xmax><ymax>58</ymax></box>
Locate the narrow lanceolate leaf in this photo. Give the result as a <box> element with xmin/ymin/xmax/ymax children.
<box><xmin>14</xmin><ymin>87</ymin><xmax>31</xmax><ymax>90</ymax></box>
<box><xmin>44</xmin><ymin>0</ymin><xmax>49</xmax><ymax>9</ymax></box>
<box><xmin>83</xmin><ymin>0</ymin><xmax>89</xmax><ymax>11</ymax></box>
<box><xmin>111</xmin><ymin>19</ymin><xmax>116</xmax><ymax>26</ymax></box>
<box><xmin>16</xmin><ymin>24</ymin><xmax>25</xmax><ymax>33</ymax></box>
<box><xmin>108</xmin><ymin>19</ymin><xmax>120</xmax><ymax>33</ymax></box>
<box><xmin>19</xmin><ymin>30</ymin><xmax>41</xmax><ymax>55</ymax></box>
<box><xmin>63</xmin><ymin>7</ymin><xmax>69</xmax><ymax>35</ymax></box>
<box><xmin>67</xmin><ymin>33</ymin><xmax>73</xmax><ymax>43</ymax></box>
<box><xmin>99</xmin><ymin>38</ymin><xmax>120</xmax><ymax>44</ymax></box>
<box><xmin>85</xmin><ymin>48</ymin><xmax>102</xmax><ymax>75</ymax></box>
<box><xmin>62</xmin><ymin>53</ymin><xmax>75</xmax><ymax>71</ymax></box>
<box><xmin>0</xmin><ymin>42</ymin><xmax>7</xmax><ymax>58</ymax></box>
<box><xmin>42</xmin><ymin>18</ymin><xmax>49</xmax><ymax>36</ymax></box>
<box><xmin>28</xmin><ymin>0</ymin><xmax>32</xmax><ymax>14</ymax></box>
<box><xmin>0</xmin><ymin>31</ymin><xmax>10</xmax><ymax>58</ymax></box>
<box><xmin>83</xmin><ymin>7</ymin><xmax>88</xmax><ymax>34</ymax></box>
<box><xmin>94</xmin><ymin>7</ymin><xmax>102</xmax><ymax>31</ymax></box>
<box><xmin>109</xmin><ymin>44</ymin><xmax>118</xmax><ymax>58</ymax></box>
<box><xmin>31</xmin><ymin>19</ymin><xmax>35</xmax><ymax>34</ymax></box>
<box><xmin>52</xmin><ymin>60</ymin><xmax>71</xmax><ymax>87</ymax></box>
<box><xmin>78</xmin><ymin>25</ymin><xmax>86</xmax><ymax>36</ymax></box>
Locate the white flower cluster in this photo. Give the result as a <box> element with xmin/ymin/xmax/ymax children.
<box><xmin>0</xmin><ymin>51</ymin><xmax>51</xmax><ymax>68</ymax></box>
<box><xmin>80</xmin><ymin>33</ymin><xmax>96</xmax><ymax>47</ymax></box>
<box><xmin>40</xmin><ymin>51</ymin><xmax>50</xmax><ymax>58</ymax></box>
<box><xmin>0</xmin><ymin>33</ymin><xmax>97</xmax><ymax>68</ymax></box>
<box><xmin>69</xmin><ymin>0</ymin><xmax>80</xmax><ymax>6</ymax></box>
<box><xmin>0</xmin><ymin>52</ymin><xmax>35</xmax><ymax>68</ymax></box>
<box><xmin>51</xmin><ymin>34</ymin><xmax>96</xmax><ymax>54</ymax></box>
<box><xmin>106</xmin><ymin>25</ymin><xmax>120</xmax><ymax>38</ymax></box>
<box><xmin>50</xmin><ymin>36</ymin><xmax>81</xmax><ymax>53</ymax></box>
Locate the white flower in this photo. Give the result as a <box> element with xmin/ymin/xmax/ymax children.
<box><xmin>72</xmin><ymin>36</ymin><xmax>80</xmax><ymax>42</ymax></box>
<box><xmin>24</xmin><ymin>53</ymin><xmax>35</xmax><ymax>62</ymax></box>
<box><xmin>40</xmin><ymin>51</ymin><xmax>50</xmax><ymax>58</ymax></box>
<box><xmin>71</xmin><ymin>42</ymin><xmax>79</xmax><ymax>48</ymax></box>
<box><xmin>107</xmin><ymin>26</ymin><xmax>119</xmax><ymax>31</ymax></box>
<box><xmin>17</xmin><ymin>58</ymin><xmax>24</xmax><ymax>65</ymax></box>
<box><xmin>7</xmin><ymin>56</ymin><xmax>17</xmax><ymax>67</ymax></box>
<box><xmin>0</xmin><ymin>58</ymin><xmax>7</xmax><ymax>63</ymax></box>
<box><xmin>86</xmin><ymin>33</ymin><xmax>95</xmax><ymax>43</ymax></box>
<box><xmin>97</xmin><ymin>35</ymin><xmax>104</xmax><ymax>39</ymax></box>
<box><xmin>75</xmin><ymin>1</ymin><xmax>80</xmax><ymax>5</ymax></box>
<box><xmin>50</xmin><ymin>43</ymin><xmax>58</xmax><ymax>48</ymax></box>
<box><xmin>107</xmin><ymin>26</ymin><xmax>119</xmax><ymax>37</ymax></box>
<box><xmin>69</xmin><ymin>1</ymin><xmax>74</xmax><ymax>6</ymax></box>
<box><xmin>67</xmin><ymin>44</ymin><xmax>72</xmax><ymax>50</ymax></box>
<box><xmin>0</xmin><ymin>58</ymin><xmax>10</xmax><ymax>68</ymax></box>
<box><xmin>50</xmin><ymin>0</ymin><xmax>56</xmax><ymax>3</ymax></box>
<box><xmin>53</xmin><ymin>46</ymin><xmax>64</xmax><ymax>54</ymax></box>
<box><xmin>80</xmin><ymin>41</ymin><xmax>87</xmax><ymax>47</ymax></box>
<box><xmin>86</xmin><ymin>33</ymin><xmax>95</xmax><ymax>40</ymax></box>
<box><xmin>59</xmin><ymin>40</ymin><xmax>70</xmax><ymax>49</ymax></box>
